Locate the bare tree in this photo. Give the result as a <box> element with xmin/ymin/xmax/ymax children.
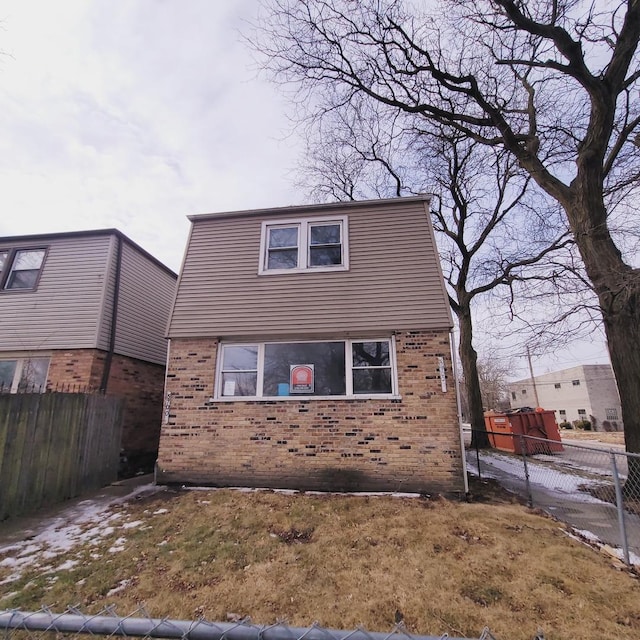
<box><xmin>254</xmin><ymin>0</ymin><xmax>640</xmax><ymax>489</ymax></box>
<box><xmin>458</xmin><ymin>352</ymin><xmax>513</xmax><ymax>418</ymax></box>
<box><xmin>281</xmin><ymin>86</ymin><xmax>572</xmax><ymax>448</ymax></box>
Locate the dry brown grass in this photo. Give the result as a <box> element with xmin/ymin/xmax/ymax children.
<box><xmin>560</xmin><ymin>429</ymin><xmax>625</xmax><ymax>445</ymax></box>
<box><xmin>1</xmin><ymin>480</ymin><xmax>639</xmax><ymax>640</ymax></box>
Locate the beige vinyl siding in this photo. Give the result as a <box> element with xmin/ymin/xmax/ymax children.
<box><xmin>169</xmin><ymin>199</ymin><xmax>452</xmax><ymax>338</ymax></box>
<box><xmin>0</xmin><ymin>235</ymin><xmax>111</xmax><ymax>351</ymax></box>
<box><xmin>109</xmin><ymin>240</ymin><xmax>176</xmax><ymax>364</ymax></box>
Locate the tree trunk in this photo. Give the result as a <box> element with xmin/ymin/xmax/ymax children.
<box><xmin>566</xmin><ymin>185</ymin><xmax>640</xmax><ymax>495</ymax></box>
<box><xmin>603</xmin><ymin>306</ymin><xmax>640</xmax><ymax>495</ymax></box>
<box><xmin>457</xmin><ymin>305</ymin><xmax>491</xmax><ymax>449</ymax></box>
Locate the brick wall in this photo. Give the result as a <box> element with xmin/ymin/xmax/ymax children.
<box><xmin>46</xmin><ymin>348</ymin><xmax>104</xmax><ymax>391</ymax></box>
<box><xmin>157</xmin><ymin>330</ymin><xmax>465</xmax><ymax>495</ymax></box>
<box><xmin>47</xmin><ymin>349</ymin><xmax>165</xmax><ymax>466</ymax></box>
<box><xmin>104</xmin><ymin>354</ymin><xmax>166</xmax><ymax>461</ymax></box>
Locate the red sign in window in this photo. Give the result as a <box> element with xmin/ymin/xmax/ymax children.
<box><xmin>290</xmin><ymin>364</ymin><xmax>314</xmax><ymax>393</ymax></box>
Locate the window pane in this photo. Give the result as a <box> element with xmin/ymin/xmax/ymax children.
<box><xmin>309</xmin><ymin>246</ymin><xmax>342</xmax><ymax>266</ymax></box>
<box><xmin>17</xmin><ymin>357</ymin><xmax>49</xmax><ymax>392</ymax></box>
<box><xmin>6</xmin><ymin>249</ymin><xmax>45</xmax><ymax>290</ymax></box>
<box><xmin>0</xmin><ymin>360</ymin><xmax>17</xmax><ymax>392</ymax></box>
<box><xmin>221</xmin><ymin>371</ymin><xmax>257</xmax><ymax>396</ymax></box>
<box><xmin>310</xmin><ymin>224</ymin><xmax>340</xmax><ymax>245</ymax></box>
<box><xmin>352</xmin><ymin>341</ymin><xmax>390</xmax><ymax>367</ymax></box>
<box><xmin>6</xmin><ymin>270</ymin><xmax>40</xmax><ymax>289</ymax></box>
<box><xmin>223</xmin><ymin>345</ymin><xmax>258</xmax><ymax>371</ymax></box>
<box><xmin>268</xmin><ymin>248</ymin><xmax>298</xmax><ymax>269</ymax></box>
<box><xmin>0</xmin><ymin>251</ymin><xmax>8</xmax><ymax>271</ymax></box>
<box><xmin>264</xmin><ymin>342</ymin><xmax>345</xmax><ymax>396</ymax></box>
<box><xmin>13</xmin><ymin>250</ymin><xmax>45</xmax><ymax>270</ymax></box>
<box><xmin>269</xmin><ymin>227</ymin><xmax>298</xmax><ymax>248</ymax></box>
<box><xmin>353</xmin><ymin>368</ymin><xmax>392</xmax><ymax>394</ymax></box>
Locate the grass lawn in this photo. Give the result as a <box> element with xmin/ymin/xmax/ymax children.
<box><xmin>1</xmin><ymin>478</ymin><xmax>639</xmax><ymax>640</ymax></box>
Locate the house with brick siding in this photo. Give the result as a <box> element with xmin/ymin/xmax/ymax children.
<box><xmin>0</xmin><ymin>229</ymin><xmax>177</xmax><ymax>471</ymax></box>
<box><xmin>157</xmin><ymin>196</ymin><xmax>466</xmax><ymax>494</ymax></box>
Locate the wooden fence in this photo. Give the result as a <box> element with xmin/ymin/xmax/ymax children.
<box><xmin>0</xmin><ymin>393</ymin><xmax>124</xmax><ymax>520</ymax></box>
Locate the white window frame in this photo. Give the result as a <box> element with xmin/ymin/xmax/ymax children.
<box><xmin>215</xmin><ymin>337</ymin><xmax>398</xmax><ymax>400</ymax></box>
<box><xmin>258</xmin><ymin>215</ymin><xmax>349</xmax><ymax>275</ymax></box>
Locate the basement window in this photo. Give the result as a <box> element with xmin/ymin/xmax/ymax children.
<box><xmin>216</xmin><ymin>338</ymin><xmax>396</xmax><ymax>399</ymax></box>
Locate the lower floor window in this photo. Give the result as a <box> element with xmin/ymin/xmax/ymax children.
<box><xmin>0</xmin><ymin>356</ymin><xmax>49</xmax><ymax>393</ymax></box>
<box><xmin>218</xmin><ymin>338</ymin><xmax>395</xmax><ymax>398</ymax></box>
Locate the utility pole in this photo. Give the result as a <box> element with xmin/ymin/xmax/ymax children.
<box><xmin>526</xmin><ymin>345</ymin><xmax>540</xmax><ymax>407</ymax></box>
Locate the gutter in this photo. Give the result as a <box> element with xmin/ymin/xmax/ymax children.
<box><xmin>100</xmin><ymin>234</ymin><xmax>123</xmax><ymax>393</ymax></box>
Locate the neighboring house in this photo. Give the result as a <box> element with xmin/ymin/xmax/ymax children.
<box><xmin>508</xmin><ymin>364</ymin><xmax>623</xmax><ymax>431</ymax></box>
<box><xmin>0</xmin><ymin>229</ymin><xmax>177</xmax><ymax>469</ymax></box>
<box><xmin>157</xmin><ymin>196</ymin><xmax>465</xmax><ymax>494</ymax></box>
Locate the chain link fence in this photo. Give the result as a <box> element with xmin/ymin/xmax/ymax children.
<box><xmin>465</xmin><ymin>428</ymin><xmax>640</xmax><ymax>566</ymax></box>
<box><xmin>0</xmin><ymin>606</ymin><xmax>500</xmax><ymax>640</ymax></box>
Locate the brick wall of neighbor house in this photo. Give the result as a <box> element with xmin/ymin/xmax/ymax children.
<box><xmin>104</xmin><ymin>354</ymin><xmax>166</xmax><ymax>464</ymax></box>
<box><xmin>46</xmin><ymin>349</ymin><xmax>165</xmax><ymax>467</ymax></box>
<box><xmin>46</xmin><ymin>349</ymin><xmax>106</xmax><ymax>391</ymax></box>
<box><xmin>157</xmin><ymin>330</ymin><xmax>464</xmax><ymax>494</ymax></box>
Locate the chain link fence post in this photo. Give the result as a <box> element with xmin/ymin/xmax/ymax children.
<box><xmin>519</xmin><ymin>434</ymin><xmax>533</xmax><ymax>508</ymax></box>
<box><xmin>610</xmin><ymin>451</ymin><xmax>631</xmax><ymax>566</ymax></box>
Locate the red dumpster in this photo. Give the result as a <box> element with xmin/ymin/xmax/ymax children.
<box><xmin>484</xmin><ymin>409</ymin><xmax>564</xmax><ymax>455</ymax></box>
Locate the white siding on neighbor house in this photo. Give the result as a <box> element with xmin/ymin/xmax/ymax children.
<box><xmin>509</xmin><ymin>364</ymin><xmax>622</xmax><ymax>430</ymax></box>
<box><xmin>109</xmin><ymin>239</ymin><xmax>176</xmax><ymax>364</ymax></box>
<box><xmin>0</xmin><ymin>235</ymin><xmax>112</xmax><ymax>351</ymax></box>
<box><xmin>168</xmin><ymin>198</ymin><xmax>452</xmax><ymax>338</ymax></box>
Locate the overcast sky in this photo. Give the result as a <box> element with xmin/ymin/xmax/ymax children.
<box><xmin>0</xmin><ymin>0</ymin><xmax>301</xmax><ymax>273</ymax></box>
<box><xmin>0</xmin><ymin>0</ymin><xmax>610</xmax><ymax>379</ymax></box>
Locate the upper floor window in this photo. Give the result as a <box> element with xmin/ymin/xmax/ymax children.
<box><xmin>259</xmin><ymin>216</ymin><xmax>348</xmax><ymax>274</ymax></box>
<box><xmin>0</xmin><ymin>248</ymin><xmax>47</xmax><ymax>291</ymax></box>
<box><xmin>554</xmin><ymin>383</ymin><xmax>561</xmax><ymax>389</ymax></box>
<box><xmin>572</xmin><ymin>379</ymin><xmax>580</xmax><ymax>386</ymax></box>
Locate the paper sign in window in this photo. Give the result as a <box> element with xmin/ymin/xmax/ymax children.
<box><xmin>290</xmin><ymin>364</ymin><xmax>314</xmax><ymax>393</ymax></box>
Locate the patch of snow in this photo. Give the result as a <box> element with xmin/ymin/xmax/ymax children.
<box><xmin>54</xmin><ymin>559</ymin><xmax>79</xmax><ymax>572</ymax></box>
<box><xmin>106</xmin><ymin>578</ymin><xmax>131</xmax><ymax>596</ymax></box>
<box><xmin>0</xmin><ymin>483</ymin><xmax>163</xmax><ymax>583</ymax></box>
<box><xmin>153</xmin><ymin>509</ymin><xmax>169</xmax><ymax>514</ymax></box>
<box><xmin>122</xmin><ymin>520</ymin><xmax>144</xmax><ymax>529</ymax></box>
<box><xmin>184</xmin><ymin>485</ymin><xmax>423</xmax><ymax>499</ymax></box>
<box><xmin>473</xmin><ymin>450</ymin><xmax>609</xmax><ymax>504</ymax></box>
<box><xmin>565</xmin><ymin>528</ymin><xmax>640</xmax><ymax>566</ymax></box>
<box><xmin>108</xmin><ymin>537</ymin><xmax>127</xmax><ymax>553</ymax></box>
